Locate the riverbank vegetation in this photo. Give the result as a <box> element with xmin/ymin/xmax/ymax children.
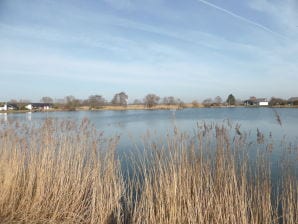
<box><xmin>2</xmin><ymin>93</ymin><xmax>298</xmax><ymax>112</ymax></box>
<box><xmin>0</xmin><ymin>119</ymin><xmax>297</xmax><ymax>223</ymax></box>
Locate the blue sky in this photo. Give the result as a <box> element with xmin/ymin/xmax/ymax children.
<box><xmin>0</xmin><ymin>0</ymin><xmax>298</xmax><ymax>102</ymax></box>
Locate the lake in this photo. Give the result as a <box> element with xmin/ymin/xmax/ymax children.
<box><xmin>1</xmin><ymin>107</ymin><xmax>298</xmax><ymax>154</ymax></box>
<box><xmin>1</xmin><ymin>107</ymin><xmax>297</xmax><ymax>223</ymax></box>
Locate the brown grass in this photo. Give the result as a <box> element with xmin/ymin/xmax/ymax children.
<box><xmin>0</xmin><ymin>119</ymin><xmax>123</xmax><ymax>224</ymax></box>
<box><xmin>0</xmin><ymin>119</ymin><xmax>297</xmax><ymax>223</ymax></box>
<box><xmin>88</xmin><ymin>103</ymin><xmax>203</xmax><ymax>111</ymax></box>
<box><xmin>129</xmin><ymin>125</ymin><xmax>280</xmax><ymax>224</ymax></box>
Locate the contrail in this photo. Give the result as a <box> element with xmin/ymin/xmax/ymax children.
<box><xmin>195</xmin><ymin>0</ymin><xmax>285</xmax><ymax>38</ymax></box>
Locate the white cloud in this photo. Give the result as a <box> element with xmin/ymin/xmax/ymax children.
<box><xmin>194</xmin><ymin>0</ymin><xmax>284</xmax><ymax>38</ymax></box>
<box><xmin>248</xmin><ymin>0</ymin><xmax>298</xmax><ymax>35</ymax></box>
<box><xmin>1</xmin><ymin>0</ymin><xmax>298</xmax><ymax>100</ymax></box>
<box><xmin>0</xmin><ymin>44</ymin><xmax>232</xmax><ymax>88</ymax></box>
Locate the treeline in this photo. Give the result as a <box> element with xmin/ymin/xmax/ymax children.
<box><xmin>268</xmin><ymin>97</ymin><xmax>298</xmax><ymax>106</ymax></box>
<box><xmin>61</xmin><ymin>93</ymin><xmax>186</xmax><ymax>110</ymax></box>
<box><xmin>48</xmin><ymin>92</ymin><xmax>129</xmax><ymax>110</ymax></box>
<box><xmin>3</xmin><ymin>93</ymin><xmax>298</xmax><ymax>111</ymax></box>
<box><xmin>5</xmin><ymin>92</ymin><xmax>187</xmax><ymax>110</ymax></box>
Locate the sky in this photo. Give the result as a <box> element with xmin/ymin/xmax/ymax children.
<box><xmin>0</xmin><ymin>0</ymin><xmax>298</xmax><ymax>103</ymax></box>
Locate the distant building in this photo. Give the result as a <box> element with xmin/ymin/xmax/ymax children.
<box><xmin>244</xmin><ymin>98</ymin><xmax>268</xmax><ymax>106</ymax></box>
<box><xmin>259</xmin><ymin>101</ymin><xmax>269</xmax><ymax>106</ymax></box>
<box><xmin>25</xmin><ymin>103</ymin><xmax>53</xmax><ymax>110</ymax></box>
<box><xmin>0</xmin><ymin>103</ymin><xmax>18</xmax><ymax>111</ymax></box>
<box><xmin>0</xmin><ymin>104</ymin><xmax>7</xmax><ymax>111</ymax></box>
<box><xmin>7</xmin><ymin>104</ymin><xmax>19</xmax><ymax>110</ymax></box>
<box><xmin>288</xmin><ymin>97</ymin><xmax>298</xmax><ymax>105</ymax></box>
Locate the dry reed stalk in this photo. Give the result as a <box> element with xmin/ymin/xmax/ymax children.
<box><xmin>280</xmin><ymin>154</ymin><xmax>298</xmax><ymax>224</ymax></box>
<box><xmin>130</xmin><ymin>123</ymin><xmax>296</xmax><ymax>224</ymax></box>
<box><xmin>0</xmin><ymin>119</ymin><xmax>123</xmax><ymax>224</ymax></box>
<box><xmin>0</xmin><ymin>119</ymin><xmax>297</xmax><ymax>224</ymax></box>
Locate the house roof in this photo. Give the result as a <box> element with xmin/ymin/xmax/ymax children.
<box><xmin>7</xmin><ymin>103</ymin><xmax>19</xmax><ymax>108</ymax></box>
<box><xmin>28</xmin><ymin>103</ymin><xmax>53</xmax><ymax>107</ymax></box>
<box><xmin>244</xmin><ymin>98</ymin><xmax>268</xmax><ymax>103</ymax></box>
<box><xmin>254</xmin><ymin>98</ymin><xmax>268</xmax><ymax>102</ymax></box>
<box><xmin>0</xmin><ymin>103</ymin><xmax>18</xmax><ymax>107</ymax></box>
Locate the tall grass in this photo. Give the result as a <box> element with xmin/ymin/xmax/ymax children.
<box><xmin>0</xmin><ymin>119</ymin><xmax>297</xmax><ymax>223</ymax></box>
<box><xmin>131</xmin><ymin>125</ymin><xmax>276</xmax><ymax>223</ymax></box>
<box><xmin>0</xmin><ymin>119</ymin><xmax>123</xmax><ymax>223</ymax></box>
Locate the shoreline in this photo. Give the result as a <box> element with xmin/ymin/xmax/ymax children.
<box><xmin>0</xmin><ymin>104</ymin><xmax>297</xmax><ymax>114</ymax></box>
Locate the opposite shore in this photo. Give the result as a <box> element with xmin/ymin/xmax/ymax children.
<box><xmin>1</xmin><ymin>104</ymin><xmax>298</xmax><ymax>114</ymax></box>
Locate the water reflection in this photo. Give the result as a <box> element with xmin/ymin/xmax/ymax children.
<box><xmin>0</xmin><ymin>113</ymin><xmax>7</xmax><ymax>122</ymax></box>
<box><xmin>27</xmin><ymin>112</ymin><xmax>32</xmax><ymax>121</ymax></box>
<box><xmin>3</xmin><ymin>108</ymin><xmax>298</xmax><ymax>144</ymax></box>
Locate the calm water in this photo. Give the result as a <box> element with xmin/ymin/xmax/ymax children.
<box><xmin>1</xmin><ymin>107</ymin><xmax>298</xmax><ymax>152</ymax></box>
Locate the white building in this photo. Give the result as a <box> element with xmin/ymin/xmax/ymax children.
<box><xmin>0</xmin><ymin>103</ymin><xmax>19</xmax><ymax>111</ymax></box>
<box><xmin>0</xmin><ymin>104</ymin><xmax>7</xmax><ymax>111</ymax></box>
<box><xmin>25</xmin><ymin>103</ymin><xmax>53</xmax><ymax>111</ymax></box>
<box><xmin>25</xmin><ymin>104</ymin><xmax>32</xmax><ymax>110</ymax></box>
<box><xmin>259</xmin><ymin>101</ymin><xmax>269</xmax><ymax>106</ymax></box>
<box><xmin>244</xmin><ymin>98</ymin><xmax>269</xmax><ymax>107</ymax></box>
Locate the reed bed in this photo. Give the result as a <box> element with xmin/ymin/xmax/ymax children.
<box><xmin>0</xmin><ymin>119</ymin><xmax>123</xmax><ymax>224</ymax></box>
<box><xmin>0</xmin><ymin>119</ymin><xmax>297</xmax><ymax>224</ymax></box>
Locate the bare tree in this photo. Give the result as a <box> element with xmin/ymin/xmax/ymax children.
<box><xmin>192</xmin><ymin>100</ymin><xmax>200</xmax><ymax>108</ymax></box>
<box><xmin>177</xmin><ymin>99</ymin><xmax>186</xmax><ymax>108</ymax></box>
<box><xmin>40</xmin><ymin>96</ymin><xmax>53</xmax><ymax>104</ymax></box>
<box><xmin>88</xmin><ymin>95</ymin><xmax>105</xmax><ymax>108</ymax></box>
<box><xmin>163</xmin><ymin>96</ymin><xmax>177</xmax><ymax>105</ymax></box>
<box><xmin>144</xmin><ymin>94</ymin><xmax>160</xmax><ymax>108</ymax></box>
<box><xmin>214</xmin><ymin>96</ymin><xmax>222</xmax><ymax>106</ymax></box>
<box><xmin>111</xmin><ymin>92</ymin><xmax>128</xmax><ymax>106</ymax></box>
<box><xmin>202</xmin><ymin>98</ymin><xmax>213</xmax><ymax>107</ymax></box>
<box><xmin>65</xmin><ymin>95</ymin><xmax>80</xmax><ymax>110</ymax></box>
<box><xmin>269</xmin><ymin>97</ymin><xmax>287</xmax><ymax>106</ymax></box>
<box><xmin>12</xmin><ymin>99</ymin><xmax>30</xmax><ymax>110</ymax></box>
